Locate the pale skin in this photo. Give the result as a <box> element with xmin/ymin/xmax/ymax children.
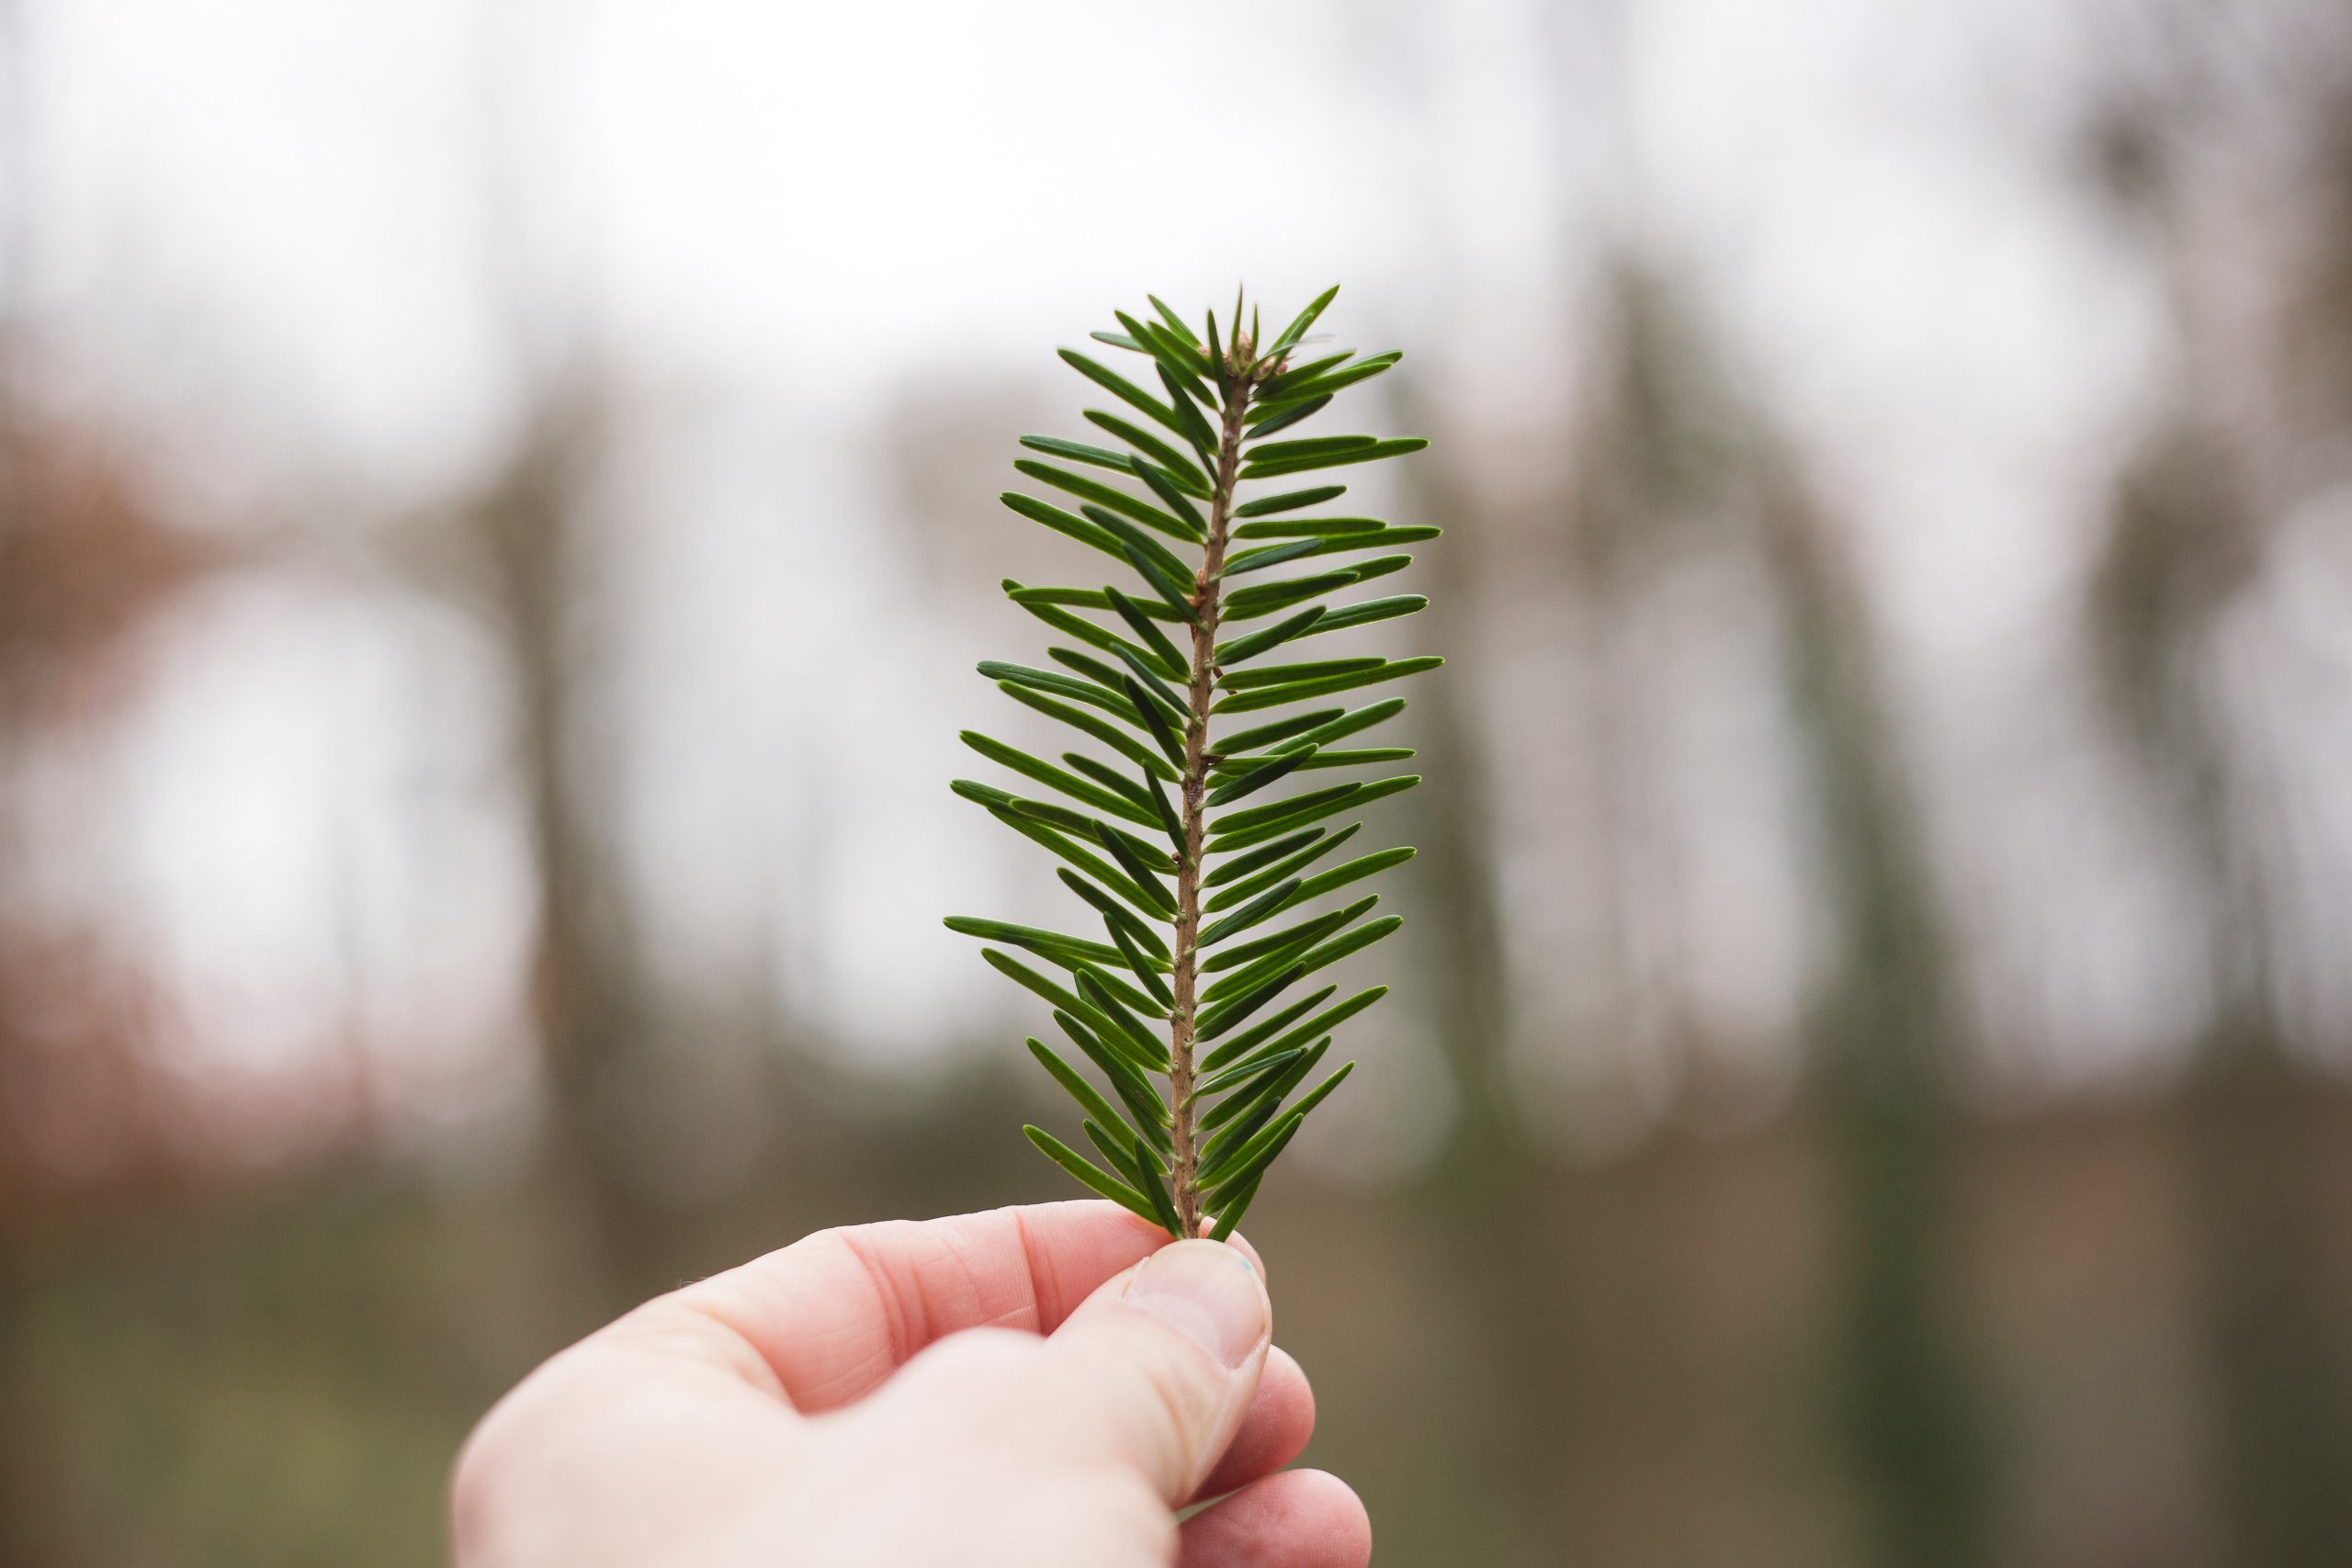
<box><xmin>452</xmin><ymin>1201</ymin><xmax>1373</xmax><ymax>1568</ymax></box>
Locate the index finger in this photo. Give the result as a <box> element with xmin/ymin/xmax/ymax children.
<box><xmin>650</xmin><ymin>1201</ymin><xmax>1259</xmax><ymax>1414</ymax></box>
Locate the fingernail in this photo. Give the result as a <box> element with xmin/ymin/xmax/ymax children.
<box><xmin>1125</xmin><ymin>1240</ymin><xmax>1269</xmax><ymax>1369</ymax></box>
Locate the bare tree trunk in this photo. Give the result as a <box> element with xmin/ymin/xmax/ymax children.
<box><xmin>465</xmin><ymin>398</ymin><xmax>673</xmax><ymax>1314</ymax></box>
<box><xmin>1758</xmin><ymin>474</ymin><xmax>1988</xmax><ymax>1568</ymax></box>
<box><xmin>1398</xmin><ymin>417</ymin><xmax>1571</xmax><ymax>1568</ymax></box>
<box><xmin>2094</xmin><ymin>433</ymin><xmax>2352</xmax><ymax>1565</ymax></box>
<box><xmin>0</xmin><ymin>4</ymin><xmax>67</xmax><ymax>1554</ymax></box>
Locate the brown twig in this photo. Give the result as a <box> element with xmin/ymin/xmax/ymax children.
<box><xmin>1167</xmin><ymin>334</ymin><xmax>1261</xmax><ymax>1235</ymax></box>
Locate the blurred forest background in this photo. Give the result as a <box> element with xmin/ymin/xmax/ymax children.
<box><xmin>4</xmin><ymin>2</ymin><xmax>2352</xmax><ymax>1564</ymax></box>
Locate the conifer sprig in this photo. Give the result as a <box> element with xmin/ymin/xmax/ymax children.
<box><xmin>949</xmin><ymin>287</ymin><xmax>1434</xmax><ymax>1239</ymax></box>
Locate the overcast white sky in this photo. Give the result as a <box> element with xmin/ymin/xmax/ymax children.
<box><xmin>15</xmin><ymin>0</ymin><xmax>2143</xmax><ymax>490</ymax></box>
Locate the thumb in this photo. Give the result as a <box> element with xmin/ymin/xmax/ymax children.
<box><xmin>890</xmin><ymin>1237</ymin><xmax>1267</xmax><ymax>1506</ymax></box>
<box><xmin>1033</xmin><ymin>1238</ymin><xmax>1272</xmax><ymax>1503</ymax></box>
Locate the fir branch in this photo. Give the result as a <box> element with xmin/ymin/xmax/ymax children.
<box><xmin>950</xmin><ymin>287</ymin><xmax>1434</xmax><ymax>1236</ymax></box>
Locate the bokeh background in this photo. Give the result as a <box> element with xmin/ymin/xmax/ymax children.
<box><xmin>5</xmin><ymin>1</ymin><xmax>2352</xmax><ymax>1563</ymax></box>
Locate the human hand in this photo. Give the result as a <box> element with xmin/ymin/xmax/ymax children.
<box><xmin>452</xmin><ymin>1201</ymin><xmax>1371</xmax><ymax>1567</ymax></box>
